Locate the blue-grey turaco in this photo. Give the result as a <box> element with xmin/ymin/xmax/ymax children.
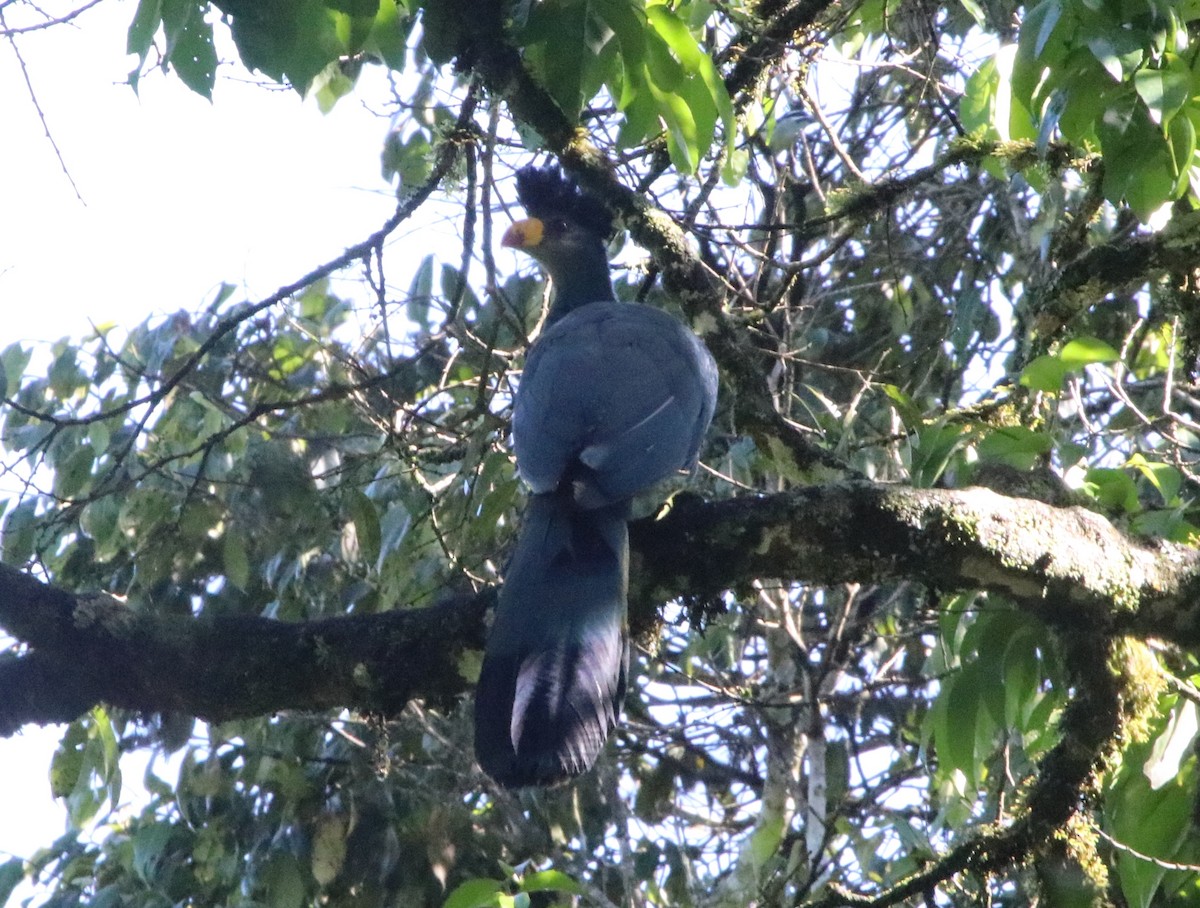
<box><xmin>474</xmin><ymin>165</ymin><xmax>718</xmax><ymax>786</ymax></box>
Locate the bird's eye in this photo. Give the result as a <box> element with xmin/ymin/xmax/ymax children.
<box><xmin>549</xmin><ymin>218</ymin><xmax>569</xmax><ymax>233</ymax></box>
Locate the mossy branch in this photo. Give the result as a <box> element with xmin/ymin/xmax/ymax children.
<box><xmin>3</xmin><ymin>482</ymin><xmax>1198</xmax><ymax>734</ymax></box>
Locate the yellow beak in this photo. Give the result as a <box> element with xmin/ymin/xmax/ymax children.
<box><xmin>501</xmin><ymin>217</ymin><xmax>545</xmax><ymax>249</ymax></box>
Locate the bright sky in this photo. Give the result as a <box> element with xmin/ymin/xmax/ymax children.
<box><xmin>0</xmin><ymin>0</ymin><xmax>409</xmax><ymax>886</ymax></box>
<box><xmin>0</xmin><ymin>4</ymin><xmax>398</xmax><ymax>347</ymax></box>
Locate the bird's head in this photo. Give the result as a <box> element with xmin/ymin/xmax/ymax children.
<box><xmin>502</xmin><ymin>166</ymin><xmax>616</xmax><ymax>315</ymax></box>
<box><xmin>501</xmin><ymin>213</ymin><xmax>603</xmax><ymax>266</ymax></box>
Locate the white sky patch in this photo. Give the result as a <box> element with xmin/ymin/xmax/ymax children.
<box><xmin>0</xmin><ymin>3</ymin><xmax>398</xmax><ymax>350</ymax></box>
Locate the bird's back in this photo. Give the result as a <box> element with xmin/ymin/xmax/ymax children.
<box><xmin>514</xmin><ymin>300</ymin><xmax>718</xmax><ymax>507</ymax></box>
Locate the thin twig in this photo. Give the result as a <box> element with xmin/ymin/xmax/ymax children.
<box><xmin>0</xmin><ymin>0</ymin><xmax>104</xmax><ymax>35</ymax></box>
<box><xmin>1</xmin><ymin>5</ymin><xmax>84</xmax><ymax>202</ymax></box>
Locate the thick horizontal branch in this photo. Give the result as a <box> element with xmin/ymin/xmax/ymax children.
<box><xmin>0</xmin><ymin>563</ymin><xmax>491</xmax><ymax>735</ymax></box>
<box><xmin>631</xmin><ymin>483</ymin><xmax>1200</xmax><ymax>640</ymax></box>
<box><xmin>3</xmin><ymin>482</ymin><xmax>1197</xmax><ymax>734</ymax></box>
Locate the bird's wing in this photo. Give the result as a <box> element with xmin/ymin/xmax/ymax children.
<box><xmin>513</xmin><ymin>302</ymin><xmax>717</xmax><ymax>506</ymax></box>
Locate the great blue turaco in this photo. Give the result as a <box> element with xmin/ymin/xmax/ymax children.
<box><xmin>474</xmin><ymin>165</ymin><xmax>718</xmax><ymax>787</ymax></box>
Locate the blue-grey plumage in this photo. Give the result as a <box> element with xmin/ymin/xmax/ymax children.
<box><xmin>474</xmin><ymin>492</ymin><xmax>629</xmax><ymax>786</ymax></box>
<box><xmin>514</xmin><ymin>303</ymin><xmax>718</xmax><ymax>509</ymax></box>
<box><xmin>474</xmin><ymin>165</ymin><xmax>717</xmax><ymax>787</ymax></box>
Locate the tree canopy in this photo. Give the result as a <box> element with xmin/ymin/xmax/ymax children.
<box><xmin>6</xmin><ymin>0</ymin><xmax>1200</xmax><ymax>905</ymax></box>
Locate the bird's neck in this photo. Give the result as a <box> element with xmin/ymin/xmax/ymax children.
<box><xmin>544</xmin><ymin>254</ymin><xmax>616</xmax><ymax>323</ymax></box>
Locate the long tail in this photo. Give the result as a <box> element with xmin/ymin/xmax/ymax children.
<box><xmin>474</xmin><ymin>491</ymin><xmax>629</xmax><ymax>787</ymax></box>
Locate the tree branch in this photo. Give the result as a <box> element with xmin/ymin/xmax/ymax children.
<box><xmin>3</xmin><ymin>482</ymin><xmax>1197</xmax><ymax>734</ymax></box>
<box><xmin>0</xmin><ymin>563</ymin><xmax>491</xmax><ymax>735</ymax></box>
<box><xmin>1036</xmin><ymin>208</ymin><xmax>1200</xmax><ymax>334</ymax></box>
<box><xmin>630</xmin><ymin>483</ymin><xmax>1200</xmax><ymax>641</ymax></box>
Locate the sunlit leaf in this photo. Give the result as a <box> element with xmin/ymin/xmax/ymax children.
<box><xmin>519</xmin><ymin>869</ymin><xmax>585</xmax><ymax>895</ymax></box>
<box><xmin>1084</xmin><ymin>467</ymin><xmax>1141</xmax><ymax>512</ymax></box>
<box><xmin>1133</xmin><ymin>56</ymin><xmax>1191</xmax><ymax>126</ymax></box>
<box><xmin>443</xmin><ymin>877</ymin><xmax>504</xmax><ymax>908</ymax></box>
<box><xmin>1059</xmin><ymin>336</ymin><xmax>1120</xmax><ymax>366</ymax></box>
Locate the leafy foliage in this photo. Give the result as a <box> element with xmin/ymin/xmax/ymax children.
<box><xmin>9</xmin><ymin>0</ymin><xmax>1200</xmax><ymax>906</ymax></box>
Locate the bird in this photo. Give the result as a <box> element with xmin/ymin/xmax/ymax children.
<box><xmin>473</xmin><ymin>165</ymin><xmax>718</xmax><ymax>787</ymax></box>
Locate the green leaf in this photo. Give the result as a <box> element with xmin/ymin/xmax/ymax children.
<box><xmin>1096</xmin><ymin>90</ymin><xmax>1179</xmax><ymax>218</ymax></box>
<box><xmin>328</xmin><ymin>0</ymin><xmax>379</xmax><ymax>53</ymax></box>
<box><xmin>312</xmin><ymin>60</ymin><xmax>360</xmax><ymax>113</ymax></box>
<box><xmin>346</xmin><ymin>490</ymin><xmax>382</xmax><ymax>565</ymax></box>
<box><xmin>1084</xmin><ymin>467</ymin><xmax>1140</xmax><ymax>511</ymax></box>
<box><xmin>1084</xmin><ymin>26</ymin><xmax>1145</xmax><ymax>83</ymax></box>
<box><xmin>881</xmin><ymin>383</ymin><xmax>921</xmax><ymax>423</ymax></box>
<box><xmin>1167</xmin><ymin>112</ymin><xmax>1196</xmax><ymax>191</ymax></box>
<box><xmin>936</xmin><ymin>661</ymin><xmax>992</xmax><ymax>789</ymax></box>
<box><xmin>133</xmin><ymin>823</ymin><xmax>175</xmax><ymax>884</ymax></box>
<box><xmin>1020</xmin><ymin>337</ymin><xmax>1118</xmax><ymax>391</ymax></box>
<box><xmin>0</xmin><ymin>859</ymin><xmax>25</xmax><ymax>906</ymax></box>
<box><xmin>53</xmin><ymin>443</ymin><xmax>95</xmax><ymax>500</ymax></box>
<box><xmin>598</xmin><ymin>0</ymin><xmax>687</xmax><ymax>156</ymax></box>
<box><xmin>1108</xmin><ymin>765</ymin><xmax>1194</xmax><ymax>908</ymax></box>
<box><xmin>519</xmin><ymin>870</ymin><xmax>585</xmax><ymax>895</ymax></box>
<box><xmin>1133</xmin><ymin>56</ymin><xmax>1191</xmax><ymax>127</ymax></box>
<box><xmin>1012</xmin><ymin>1</ymin><xmax>1064</xmax><ymax>126</ymax></box>
<box><xmin>1144</xmin><ymin>699</ymin><xmax>1198</xmax><ymax>789</ymax></box>
<box><xmin>960</xmin><ymin>56</ymin><xmax>998</xmax><ymax>137</ymax></box>
<box><xmin>48</xmin><ymin>346</ymin><xmax>83</xmax><ymax>399</ymax></box>
<box><xmin>1059</xmin><ymin>336</ymin><xmax>1120</xmax><ymax>367</ymax></box>
<box><xmin>976</xmin><ymin>426</ymin><xmax>1053</xmax><ymax>468</ymax></box>
<box><xmin>223</xmin><ymin>525</ymin><xmax>252</xmax><ymax>589</ymax></box>
<box><xmin>310</xmin><ymin>814</ymin><xmax>346</xmax><ymax>886</ymax></box>
<box><xmin>224</xmin><ymin>0</ymin><xmax>342</xmax><ymax>93</ymax></box>
<box><xmin>745</xmin><ymin>813</ymin><xmax>787</xmax><ymax>869</ymax></box>
<box><xmin>1125</xmin><ymin>152</ymin><xmax>1177</xmax><ymax>221</ymax></box>
<box><xmin>648</xmin><ymin>7</ymin><xmax>729</xmax><ymax>160</ymax></box>
<box><xmin>259</xmin><ymin>852</ymin><xmax>308</xmax><ymax>908</ymax></box>
<box><xmin>958</xmin><ymin>0</ymin><xmax>986</xmax><ymax>27</ymax></box>
<box><xmin>93</xmin><ymin>707</ymin><xmax>121</xmax><ymax>804</ymax></box>
<box><xmin>1057</xmin><ymin>54</ymin><xmax>1111</xmax><ymax>141</ymax></box>
<box><xmin>419</xmin><ymin>0</ymin><xmax>461</xmax><ymax>64</ymax></box>
<box><xmin>1019</xmin><ymin>354</ymin><xmax>1070</xmax><ymax>392</ymax></box>
<box><xmin>647</xmin><ymin>70</ymin><xmax>700</xmax><ymax>171</ymax></box>
<box><xmin>0</xmin><ymin>343</ymin><xmax>30</xmax><ymax>399</ymax></box>
<box><xmin>1027</xmin><ymin>0</ymin><xmax>1064</xmax><ymax>60</ymax></box>
<box><xmin>441</xmin><ymin>263</ymin><xmax>481</xmax><ymax>313</ymax></box>
<box><xmin>2</xmin><ymin>498</ymin><xmax>39</xmax><ymax>566</ymax></box>
<box><xmin>80</xmin><ymin>496</ymin><xmax>122</xmax><ymax>559</ymax></box>
<box><xmin>523</xmin><ymin>0</ymin><xmax>591</xmax><ymax>118</ymax></box>
<box><xmin>644</xmin><ymin>5</ymin><xmax>702</xmax><ymax>67</ymax></box>
<box><xmin>443</xmin><ymin>877</ymin><xmax>504</xmax><ymax>908</ymax></box>
<box><xmin>1126</xmin><ymin>454</ymin><xmax>1182</xmax><ymax>506</ymax></box>
<box><xmin>161</xmin><ymin>0</ymin><xmax>217</xmax><ymax>98</ymax></box>
<box><xmin>377</xmin><ymin>503</ymin><xmax>412</xmax><ymax>570</ymax></box>
<box><xmin>407</xmin><ymin>254</ymin><xmax>436</xmax><ymax>329</ymax></box>
<box><xmin>365</xmin><ymin>0</ymin><xmax>410</xmax><ymax>69</ymax></box>
<box><xmin>594</xmin><ymin>0</ymin><xmax>647</xmax><ymax>75</ymax></box>
<box><xmin>643</xmin><ymin>58</ymin><xmax>700</xmax><ymax>166</ymax></box>
<box><xmin>909</xmin><ymin>422</ymin><xmax>969</xmax><ymax>488</ymax></box>
<box><xmin>971</xmin><ymin>609</ymin><xmax>1038</xmax><ymax>728</ymax></box>
<box><xmin>641</xmin><ymin>4</ymin><xmax>732</xmax><ymax>170</ymax></box>
<box><xmin>127</xmin><ymin>0</ymin><xmax>164</xmax><ymax>60</ymax></box>
<box><xmin>1004</xmin><ymin>625</ymin><xmax>1044</xmax><ymax>729</ymax></box>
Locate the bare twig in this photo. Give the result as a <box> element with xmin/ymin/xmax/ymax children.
<box><xmin>1</xmin><ymin>4</ymin><xmax>84</xmax><ymax>201</ymax></box>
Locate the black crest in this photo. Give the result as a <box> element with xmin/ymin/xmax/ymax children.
<box><xmin>515</xmin><ymin>165</ymin><xmax>615</xmax><ymax>239</ymax></box>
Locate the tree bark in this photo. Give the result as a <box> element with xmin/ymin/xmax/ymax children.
<box><xmin>3</xmin><ymin>481</ymin><xmax>1196</xmax><ymax>734</ymax></box>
